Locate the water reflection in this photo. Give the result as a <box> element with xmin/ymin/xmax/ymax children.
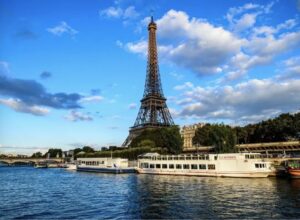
<box><xmin>1</xmin><ymin>168</ymin><xmax>300</xmax><ymax>219</ymax></box>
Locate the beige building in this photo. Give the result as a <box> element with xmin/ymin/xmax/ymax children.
<box><xmin>181</xmin><ymin>123</ymin><xmax>204</xmax><ymax>150</ymax></box>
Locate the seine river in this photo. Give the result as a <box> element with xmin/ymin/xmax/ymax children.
<box><xmin>0</xmin><ymin>166</ymin><xmax>300</xmax><ymax>219</ymax></box>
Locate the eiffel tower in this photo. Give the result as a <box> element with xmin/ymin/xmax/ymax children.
<box><xmin>123</xmin><ymin>16</ymin><xmax>174</xmax><ymax>147</ymax></box>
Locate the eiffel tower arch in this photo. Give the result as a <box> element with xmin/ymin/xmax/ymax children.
<box><xmin>123</xmin><ymin>17</ymin><xmax>174</xmax><ymax>147</ymax></box>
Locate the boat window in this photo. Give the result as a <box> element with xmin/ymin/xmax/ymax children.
<box><xmin>176</xmin><ymin>164</ymin><xmax>182</xmax><ymax>169</ymax></box>
<box><xmin>192</xmin><ymin>156</ymin><xmax>198</xmax><ymax>160</ymax></box>
<box><xmin>162</xmin><ymin>164</ymin><xmax>168</xmax><ymax>169</ymax></box>
<box><xmin>162</xmin><ymin>157</ymin><xmax>167</xmax><ymax>160</ymax></box>
<box><xmin>183</xmin><ymin>164</ymin><xmax>190</xmax><ymax>169</ymax></box>
<box><xmin>199</xmin><ymin>155</ymin><xmax>205</xmax><ymax>160</ymax></box>
<box><xmin>141</xmin><ymin>163</ymin><xmax>149</xmax><ymax>168</ymax></box>
<box><xmin>208</xmin><ymin>164</ymin><xmax>215</xmax><ymax>170</ymax></box>
<box><xmin>169</xmin><ymin>164</ymin><xmax>174</xmax><ymax>169</ymax></box>
<box><xmin>173</xmin><ymin>156</ymin><xmax>178</xmax><ymax>160</ymax></box>
<box><xmin>179</xmin><ymin>156</ymin><xmax>185</xmax><ymax>160</ymax></box>
<box><xmin>156</xmin><ymin>164</ymin><xmax>161</xmax><ymax>169</ymax></box>
<box><xmin>168</xmin><ymin>156</ymin><xmax>173</xmax><ymax>160</ymax></box>
<box><xmin>186</xmin><ymin>156</ymin><xmax>191</xmax><ymax>160</ymax></box>
<box><xmin>191</xmin><ymin>164</ymin><xmax>198</xmax><ymax>169</ymax></box>
<box><xmin>157</xmin><ymin>157</ymin><xmax>161</xmax><ymax>160</ymax></box>
<box><xmin>205</xmin><ymin>155</ymin><xmax>209</xmax><ymax>160</ymax></box>
<box><xmin>214</xmin><ymin>156</ymin><xmax>218</xmax><ymax>160</ymax></box>
<box><xmin>250</xmin><ymin>155</ymin><xmax>255</xmax><ymax>159</ymax></box>
<box><xmin>150</xmin><ymin>164</ymin><xmax>154</xmax><ymax>169</ymax></box>
<box><xmin>199</xmin><ymin>164</ymin><xmax>206</xmax><ymax>169</ymax></box>
<box><xmin>152</xmin><ymin>157</ymin><xmax>156</xmax><ymax>160</ymax></box>
<box><xmin>245</xmin><ymin>155</ymin><xmax>249</xmax><ymax>159</ymax></box>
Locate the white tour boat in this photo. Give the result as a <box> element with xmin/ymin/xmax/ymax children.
<box><xmin>77</xmin><ymin>157</ymin><xmax>136</xmax><ymax>174</ymax></box>
<box><xmin>137</xmin><ymin>153</ymin><xmax>274</xmax><ymax>178</ymax></box>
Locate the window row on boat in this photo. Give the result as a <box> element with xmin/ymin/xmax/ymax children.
<box><xmin>139</xmin><ymin>163</ymin><xmax>216</xmax><ymax>170</ymax></box>
<box><xmin>139</xmin><ymin>155</ymin><xmax>210</xmax><ymax>161</ymax></box>
<box><xmin>78</xmin><ymin>160</ymin><xmax>105</xmax><ymax>166</ymax></box>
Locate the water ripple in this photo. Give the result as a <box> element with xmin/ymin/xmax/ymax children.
<box><xmin>0</xmin><ymin>167</ymin><xmax>300</xmax><ymax>219</ymax></box>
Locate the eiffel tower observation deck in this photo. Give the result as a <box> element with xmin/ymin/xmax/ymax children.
<box><xmin>123</xmin><ymin>16</ymin><xmax>174</xmax><ymax>147</ymax></box>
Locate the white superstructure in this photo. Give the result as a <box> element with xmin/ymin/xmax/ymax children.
<box><xmin>77</xmin><ymin>157</ymin><xmax>136</xmax><ymax>173</ymax></box>
<box><xmin>137</xmin><ymin>153</ymin><xmax>274</xmax><ymax>178</ymax></box>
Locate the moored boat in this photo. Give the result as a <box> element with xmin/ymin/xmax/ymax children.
<box><xmin>137</xmin><ymin>153</ymin><xmax>274</xmax><ymax>178</ymax></box>
<box><xmin>77</xmin><ymin>157</ymin><xmax>136</xmax><ymax>174</ymax></box>
<box><xmin>65</xmin><ymin>163</ymin><xmax>77</xmax><ymax>170</ymax></box>
<box><xmin>34</xmin><ymin>161</ymin><xmax>48</xmax><ymax>168</ymax></box>
<box><xmin>285</xmin><ymin>160</ymin><xmax>300</xmax><ymax>178</ymax></box>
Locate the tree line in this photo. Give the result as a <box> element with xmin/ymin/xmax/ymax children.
<box><xmin>193</xmin><ymin>112</ymin><xmax>300</xmax><ymax>153</ymax></box>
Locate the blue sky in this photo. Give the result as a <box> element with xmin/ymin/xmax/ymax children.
<box><xmin>1</xmin><ymin>0</ymin><xmax>300</xmax><ymax>154</ymax></box>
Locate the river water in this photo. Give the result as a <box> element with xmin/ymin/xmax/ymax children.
<box><xmin>0</xmin><ymin>167</ymin><xmax>300</xmax><ymax>219</ymax></box>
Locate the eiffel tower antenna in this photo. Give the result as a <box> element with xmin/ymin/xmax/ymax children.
<box><xmin>123</xmin><ymin>15</ymin><xmax>174</xmax><ymax>147</ymax></box>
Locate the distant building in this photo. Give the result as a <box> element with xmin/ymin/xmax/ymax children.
<box><xmin>181</xmin><ymin>123</ymin><xmax>205</xmax><ymax>150</ymax></box>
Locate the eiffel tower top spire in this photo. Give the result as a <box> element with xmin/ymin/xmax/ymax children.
<box><xmin>143</xmin><ymin>16</ymin><xmax>164</xmax><ymax>98</ymax></box>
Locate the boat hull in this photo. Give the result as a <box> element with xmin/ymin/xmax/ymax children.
<box><xmin>77</xmin><ymin>166</ymin><xmax>136</xmax><ymax>174</ymax></box>
<box><xmin>288</xmin><ymin>169</ymin><xmax>300</xmax><ymax>178</ymax></box>
<box><xmin>137</xmin><ymin>169</ymin><xmax>270</xmax><ymax>178</ymax></box>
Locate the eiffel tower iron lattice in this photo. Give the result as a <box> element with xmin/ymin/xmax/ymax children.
<box><xmin>123</xmin><ymin>16</ymin><xmax>174</xmax><ymax>147</ymax></box>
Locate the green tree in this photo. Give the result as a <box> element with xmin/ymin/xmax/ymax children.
<box><xmin>31</xmin><ymin>152</ymin><xmax>43</xmax><ymax>158</ymax></box>
<box><xmin>193</xmin><ymin>124</ymin><xmax>237</xmax><ymax>153</ymax></box>
<box><xmin>82</xmin><ymin>146</ymin><xmax>95</xmax><ymax>153</ymax></box>
<box><xmin>45</xmin><ymin>148</ymin><xmax>62</xmax><ymax>158</ymax></box>
<box><xmin>130</xmin><ymin>126</ymin><xmax>183</xmax><ymax>154</ymax></box>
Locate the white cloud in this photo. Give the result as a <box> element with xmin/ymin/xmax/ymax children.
<box><xmin>174</xmin><ymin>82</ymin><xmax>194</xmax><ymax>90</ymax></box>
<box><xmin>233</xmin><ymin>13</ymin><xmax>258</xmax><ymax>32</ymax></box>
<box><xmin>79</xmin><ymin>95</ymin><xmax>104</xmax><ymax>103</ymax></box>
<box><xmin>64</xmin><ymin>110</ymin><xmax>93</xmax><ymax>122</ymax></box>
<box><xmin>0</xmin><ymin>61</ymin><xmax>9</xmax><ymax>75</ymax></box>
<box><xmin>100</xmin><ymin>5</ymin><xmax>139</xmax><ymax>20</ymax></box>
<box><xmin>124</xmin><ymin>3</ymin><xmax>299</xmax><ymax>81</ymax></box>
<box><xmin>126</xmin><ymin>40</ymin><xmax>147</xmax><ymax>56</ymax></box>
<box><xmin>47</xmin><ymin>21</ymin><xmax>78</xmax><ymax>36</ymax></box>
<box><xmin>277</xmin><ymin>56</ymin><xmax>300</xmax><ymax>80</ymax></box>
<box><xmin>127</xmin><ymin>10</ymin><xmax>242</xmax><ymax>75</ymax></box>
<box><xmin>128</xmin><ymin>103</ymin><xmax>137</xmax><ymax>109</ymax></box>
<box><xmin>0</xmin><ymin>98</ymin><xmax>50</xmax><ymax>116</ymax></box>
<box><xmin>175</xmin><ymin>78</ymin><xmax>300</xmax><ymax>124</ymax></box>
<box><xmin>100</xmin><ymin>7</ymin><xmax>123</xmax><ymax>18</ymax></box>
<box><xmin>123</xmin><ymin>6</ymin><xmax>139</xmax><ymax>19</ymax></box>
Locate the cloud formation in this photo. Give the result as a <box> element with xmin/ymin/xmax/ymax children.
<box><xmin>124</xmin><ymin>4</ymin><xmax>300</xmax><ymax>81</ymax></box>
<box><xmin>79</xmin><ymin>95</ymin><xmax>104</xmax><ymax>103</ymax></box>
<box><xmin>100</xmin><ymin>6</ymin><xmax>139</xmax><ymax>20</ymax></box>
<box><xmin>47</xmin><ymin>21</ymin><xmax>78</xmax><ymax>37</ymax></box>
<box><xmin>174</xmin><ymin>78</ymin><xmax>300</xmax><ymax>124</ymax></box>
<box><xmin>64</xmin><ymin>110</ymin><xmax>93</xmax><ymax>122</ymax></box>
<box><xmin>0</xmin><ymin>75</ymin><xmax>83</xmax><ymax>115</ymax></box>
<box><xmin>0</xmin><ymin>98</ymin><xmax>50</xmax><ymax>116</ymax></box>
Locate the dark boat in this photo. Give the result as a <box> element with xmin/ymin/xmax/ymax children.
<box><xmin>286</xmin><ymin>160</ymin><xmax>300</xmax><ymax>178</ymax></box>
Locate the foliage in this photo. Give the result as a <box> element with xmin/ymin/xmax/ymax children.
<box><xmin>82</xmin><ymin>146</ymin><xmax>95</xmax><ymax>153</ymax></box>
<box><xmin>79</xmin><ymin>147</ymin><xmax>153</xmax><ymax>160</ymax></box>
<box><xmin>44</xmin><ymin>148</ymin><xmax>62</xmax><ymax>158</ymax></box>
<box><xmin>193</xmin><ymin>124</ymin><xmax>237</xmax><ymax>153</ymax></box>
<box><xmin>31</xmin><ymin>152</ymin><xmax>43</xmax><ymax>158</ymax></box>
<box><xmin>130</xmin><ymin>126</ymin><xmax>183</xmax><ymax>154</ymax></box>
<box><xmin>235</xmin><ymin>112</ymin><xmax>300</xmax><ymax>144</ymax></box>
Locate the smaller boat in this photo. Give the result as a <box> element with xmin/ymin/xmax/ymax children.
<box><xmin>65</xmin><ymin>163</ymin><xmax>77</xmax><ymax>170</ymax></box>
<box><xmin>285</xmin><ymin>160</ymin><xmax>300</xmax><ymax>178</ymax></box>
<box><xmin>34</xmin><ymin>161</ymin><xmax>48</xmax><ymax>168</ymax></box>
<box><xmin>77</xmin><ymin>157</ymin><xmax>136</xmax><ymax>174</ymax></box>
